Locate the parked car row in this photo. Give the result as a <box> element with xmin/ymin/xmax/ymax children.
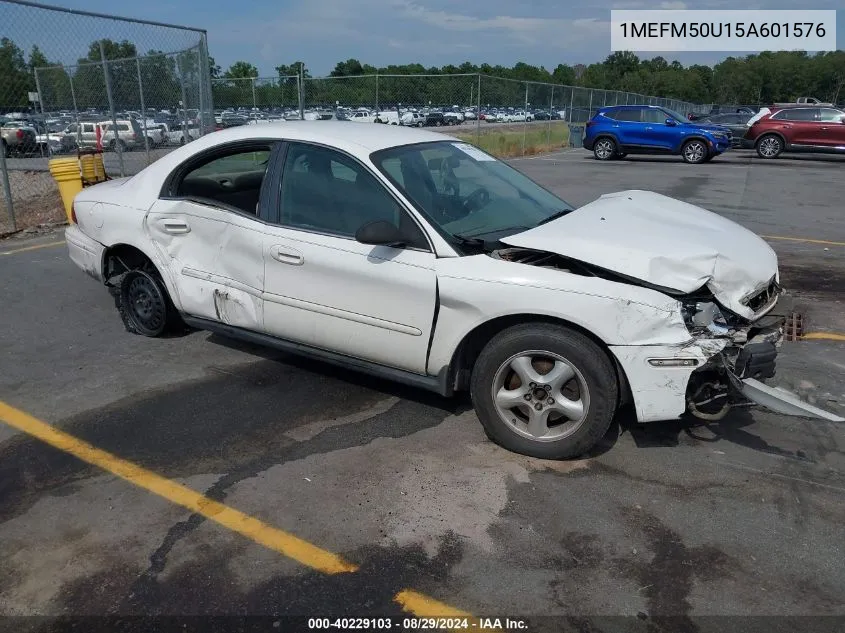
<box><xmin>584</xmin><ymin>102</ymin><xmax>845</xmax><ymax>163</ymax></box>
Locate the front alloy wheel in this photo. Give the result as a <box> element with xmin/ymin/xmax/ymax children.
<box><xmin>491</xmin><ymin>351</ymin><xmax>590</xmax><ymax>442</ymax></box>
<box><xmin>682</xmin><ymin>140</ymin><xmax>707</xmax><ymax>164</ymax></box>
<box><xmin>471</xmin><ymin>324</ymin><xmax>618</xmax><ymax>459</ymax></box>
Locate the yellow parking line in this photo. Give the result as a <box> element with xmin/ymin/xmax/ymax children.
<box><xmin>801</xmin><ymin>332</ymin><xmax>845</xmax><ymax>342</ymax></box>
<box><xmin>0</xmin><ymin>399</ymin><xmax>357</xmax><ymax>575</ymax></box>
<box><xmin>761</xmin><ymin>235</ymin><xmax>845</xmax><ymax>247</ymax></box>
<box><xmin>395</xmin><ymin>590</ymin><xmax>494</xmax><ymax>630</ymax></box>
<box><xmin>0</xmin><ymin>399</ymin><xmax>477</xmax><ymax>618</ymax></box>
<box><xmin>0</xmin><ymin>240</ymin><xmax>66</xmax><ymax>256</ymax></box>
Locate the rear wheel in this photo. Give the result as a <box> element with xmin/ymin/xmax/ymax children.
<box><xmin>115</xmin><ymin>268</ymin><xmax>182</xmax><ymax>337</ymax></box>
<box><xmin>756</xmin><ymin>134</ymin><xmax>783</xmax><ymax>159</ymax></box>
<box><xmin>681</xmin><ymin>139</ymin><xmax>707</xmax><ymax>164</ymax></box>
<box><xmin>593</xmin><ymin>137</ymin><xmax>616</xmax><ymax>161</ymax></box>
<box><xmin>470</xmin><ymin>324</ymin><xmax>618</xmax><ymax>459</ymax></box>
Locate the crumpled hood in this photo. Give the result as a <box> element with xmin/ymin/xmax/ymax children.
<box><xmin>501</xmin><ymin>190</ymin><xmax>778</xmax><ymax>320</ymax></box>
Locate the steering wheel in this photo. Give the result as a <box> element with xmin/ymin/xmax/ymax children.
<box><xmin>463</xmin><ymin>187</ymin><xmax>491</xmax><ymax>214</ymax></box>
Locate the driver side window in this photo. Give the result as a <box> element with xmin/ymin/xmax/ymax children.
<box><xmin>279</xmin><ymin>143</ymin><xmax>429</xmax><ymax>249</ymax></box>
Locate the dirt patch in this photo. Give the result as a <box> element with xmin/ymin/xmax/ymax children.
<box><xmin>0</xmin><ymin>171</ymin><xmax>66</xmax><ymax>236</ymax></box>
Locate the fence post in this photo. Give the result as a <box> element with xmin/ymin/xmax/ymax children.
<box><xmin>100</xmin><ymin>41</ymin><xmax>125</xmax><ymax>177</ymax></box>
<box><xmin>587</xmin><ymin>89</ymin><xmax>594</xmax><ymax>121</ymax></box>
<box><xmin>136</xmin><ymin>57</ymin><xmax>150</xmax><ymax>164</ymax></box>
<box><xmin>33</xmin><ymin>68</ymin><xmax>47</xmax><ymax>158</ymax></box>
<box><xmin>521</xmin><ymin>83</ymin><xmax>528</xmax><ymax>156</ymax></box>
<box><xmin>175</xmin><ymin>54</ymin><xmax>190</xmax><ymax>145</ymax></box>
<box><xmin>69</xmin><ymin>71</ymin><xmax>78</xmax><ymax>122</ymax></box>
<box><xmin>298</xmin><ymin>63</ymin><xmax>305</xmax><ymax>120</ymax></box>
<box><xmin>251</xmin><ymin>77</ymin><xmax>256</xmax><ymax>109</ymax></box>
<box><xmin>475</xmin><ymin>73</ymin><xmax>481</xmax><ymax>146</ymax></box>
<box><xmin>0</xmin><ymin>145</ymin><xmax>15</xmax><ymax>233</ymax></box>
<box><xmin>568</xmin><ymin>87</ymin><xmax>574</xmax><ymax>124</ymax></box>
<box><xmin>547</xmin><ymin>85</ymin><xmax>553</xmax><ymax>150</ymax></box>
<box><xmin>375</xmin><ymin>71</ymin><xmax>379</xmax><ymax>112</ymax></box>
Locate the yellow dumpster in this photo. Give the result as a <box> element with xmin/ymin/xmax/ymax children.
<box><xmin>79</xmin><ymin>152</ymin><xmax>107</xmax><ymax>185</ymax></box>
<box><xmin>49</xmin><ymin>157</ymin><xmax>83</xmax><ymax>224</ymax></box>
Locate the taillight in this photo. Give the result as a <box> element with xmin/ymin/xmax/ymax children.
<box><xmin>71</xmin><ymin>203</ymin><xmax>77</xmax><ymax>224</ymax></box>
<box><xmin>16</xmin><ymin>129</ymin><xmax>23</xmax><ymax>139</ymax></box>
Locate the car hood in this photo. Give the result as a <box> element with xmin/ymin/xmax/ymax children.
<box><xmin>500</xmin><ymin>190</ymin><xmax>778</xmax><ymax>320</ymax></box>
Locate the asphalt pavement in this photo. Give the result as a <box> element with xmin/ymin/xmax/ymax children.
<box><xmin>1</xmin><ymin>149</ymin><xmax>844</xmax><ymax>630</ymax></box>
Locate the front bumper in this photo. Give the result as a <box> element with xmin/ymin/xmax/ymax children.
<box><xmin>610</xmin><ymin>323</ymin><xmax>782</xmax><ymax>423</ymax></box>
<box><xmin>65</xmin><ymin>225</ymin><xmax>105</xmax><ymax>282</ymax></box>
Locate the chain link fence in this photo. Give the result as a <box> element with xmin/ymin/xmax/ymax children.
<box><xmin>0</xmin><ymin>1</ymin><xmax>710</xmax><ymax>236</ymax></box>
<box><xmin>0</xmin><ymin>0</ymin><xmax>212</xmax><ymax>235</ymax></box>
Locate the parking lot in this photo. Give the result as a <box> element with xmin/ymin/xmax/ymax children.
<box><xmin>1</xmin><ymin>149</ymin><xmax>844</xmax><ymax>629</ymax></box>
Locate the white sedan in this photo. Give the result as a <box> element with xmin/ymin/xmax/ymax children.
<box><xmin>65</xmin><ymin>122</ymin><xmax>836</xmax><ymax>459</ymax></box>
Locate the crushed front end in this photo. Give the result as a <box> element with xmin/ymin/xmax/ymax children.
<box><xmin>681</xmin><ymin>278</ymin><xmax>784</xmax><ymax>420</ymax></box>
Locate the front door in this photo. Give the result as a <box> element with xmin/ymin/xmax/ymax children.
<box><xmin>816</xmin><ymin>108</ymin><xmax>845</xmax><ymax>148</ymax></box>
<box><xmin>145</xmin><ymin>141</ymin><xmax>278</xmax><ymax>331</ymax></box>
<box><xmin>261</xmin><ymin>142</ymin><xmax>437</xmax><ymax>374</ymax></box>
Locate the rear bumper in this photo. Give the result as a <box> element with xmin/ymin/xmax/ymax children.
<box><xmin>65</xmin><ymin>225</ymin><xmax>105</xmax><ymax>282</ymax></box>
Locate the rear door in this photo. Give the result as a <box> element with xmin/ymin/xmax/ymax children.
<box><xmin>145</xmin><ymin>141</ymin><xmax>279</xmax><ymax>330</ymax></box>
<box><xmin>605</xmin><ymin>107</ymin><xmax>642</xmax><ymax>147</ymax></box>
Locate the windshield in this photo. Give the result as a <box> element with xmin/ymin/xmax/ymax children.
<box><xmin>371</xmin><ymin>141</ymin><xmax>574</xmax><ymax>245</ymax></box>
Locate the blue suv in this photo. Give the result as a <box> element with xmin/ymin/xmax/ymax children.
<box><xmin>583</xmin><ymin>105</ymin><xmax>732</xmax><ymax>164</ymax></box>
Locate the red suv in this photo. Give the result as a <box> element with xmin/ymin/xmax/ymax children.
<box><xmin>743</xmin><ymin>106</ymin><xmax>845</xmax><ymax>158</ymax></box>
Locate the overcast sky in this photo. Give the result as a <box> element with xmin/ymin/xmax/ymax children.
<box><xmin>7</xmin><ymin>1</ymin><xmax>844</xmax><ymax>76</ymax></box>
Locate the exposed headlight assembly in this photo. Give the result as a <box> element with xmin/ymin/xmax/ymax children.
<box><xmin>681</xmin><ymin>301</ymin><xmax>731</xmax><ymax>336</ymax></box>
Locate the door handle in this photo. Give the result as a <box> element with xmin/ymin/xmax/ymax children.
<box><xmin>644</xmin><ymin>126</ymin><xmax>653</xmax><ymax>130</ymax></box>
<box><xmin>269</xmin><ymin>244</ymin><xmax>304</xmax><ymax>265</ymax></box>
<box><xmin>820</xmin><ymin>126</ymin><xmax>829</xmax><ymax>130</ymax></box>
<box><xmin>161</xmin><ymin>219</ymin><xmax>191</xmax><ymax>234</ymax></box>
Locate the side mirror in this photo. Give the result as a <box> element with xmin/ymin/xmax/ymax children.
<box><xmin>355</xmin><ymin>220</ymin><xmax>405</xmax><ymax>247</ymax></box>
<box><xmin>665</xmin><ymin>118</ymin><xmax>677</xmax><ymax>126</ymax></box>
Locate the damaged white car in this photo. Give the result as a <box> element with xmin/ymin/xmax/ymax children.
<box><xmin>64</xmin><ymin>122</ymin><xmax>840</xmax><ymax>459</ymax></box>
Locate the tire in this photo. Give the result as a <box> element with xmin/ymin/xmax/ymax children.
<box><xmin>681</xmin><ymin>139</ymin><xmax>708</xmax><ymax>164</ymax></box>
<box><xmin>593</xmin><ymin>137</ymin><xmax>616</xmax><ymax>161</ymax></box>
<box><xmin>2</xmin><ymin>141</ymin><xmax>9</xmax><ymax>158</ymax></box>
<box><xmin>114</xmin><ymin>269</ymin><xmax>182</xmax><ymax>337</ymax></box>
<box><xmin>756</xmin><ymin>134</ymin><xmax>783</xmax><ymax>159</ymax></box>
<box><xmin>109</xmin><ymin>139</ymin><xmax>128</xmax><ymax>153</ymax></box>
<box><xmin>470</xmin><ymin>324</ymin><xmax>618</xmax><ymax>459</ymax></box>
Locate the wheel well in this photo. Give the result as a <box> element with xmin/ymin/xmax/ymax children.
<box><xmin>102</xmin><ymin>244</ymin><xmax>157</xmax><ymax>285</ymax></box>
<box><xmin>755</xmin><ymin>131</ymin><xmax>785</xmax><ymax>146</ymax></box>
<box><xmin>448</xmin><ymin>314</ymin><xmax>632</xmax><ymax>406</ymax></box>
<box><xmin>593</xmin><ymin>134</ymin><xmax>617</xmax><ymax>145</ymax></box>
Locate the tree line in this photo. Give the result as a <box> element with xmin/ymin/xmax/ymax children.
<box><xmin>2</xmin><ymin>37</ymin><xmax>843</xmax><ymax>112</ymax></box>
<box><xmin>0</xmin><ymin>37</ymin><xmax>205</xmax><ymax>112</ymax></box>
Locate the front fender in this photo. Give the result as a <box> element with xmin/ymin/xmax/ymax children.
<box><xmin>428</xmin><ymin>257</ymin><xmax>691</xmax><ymax>375</ymax></box>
